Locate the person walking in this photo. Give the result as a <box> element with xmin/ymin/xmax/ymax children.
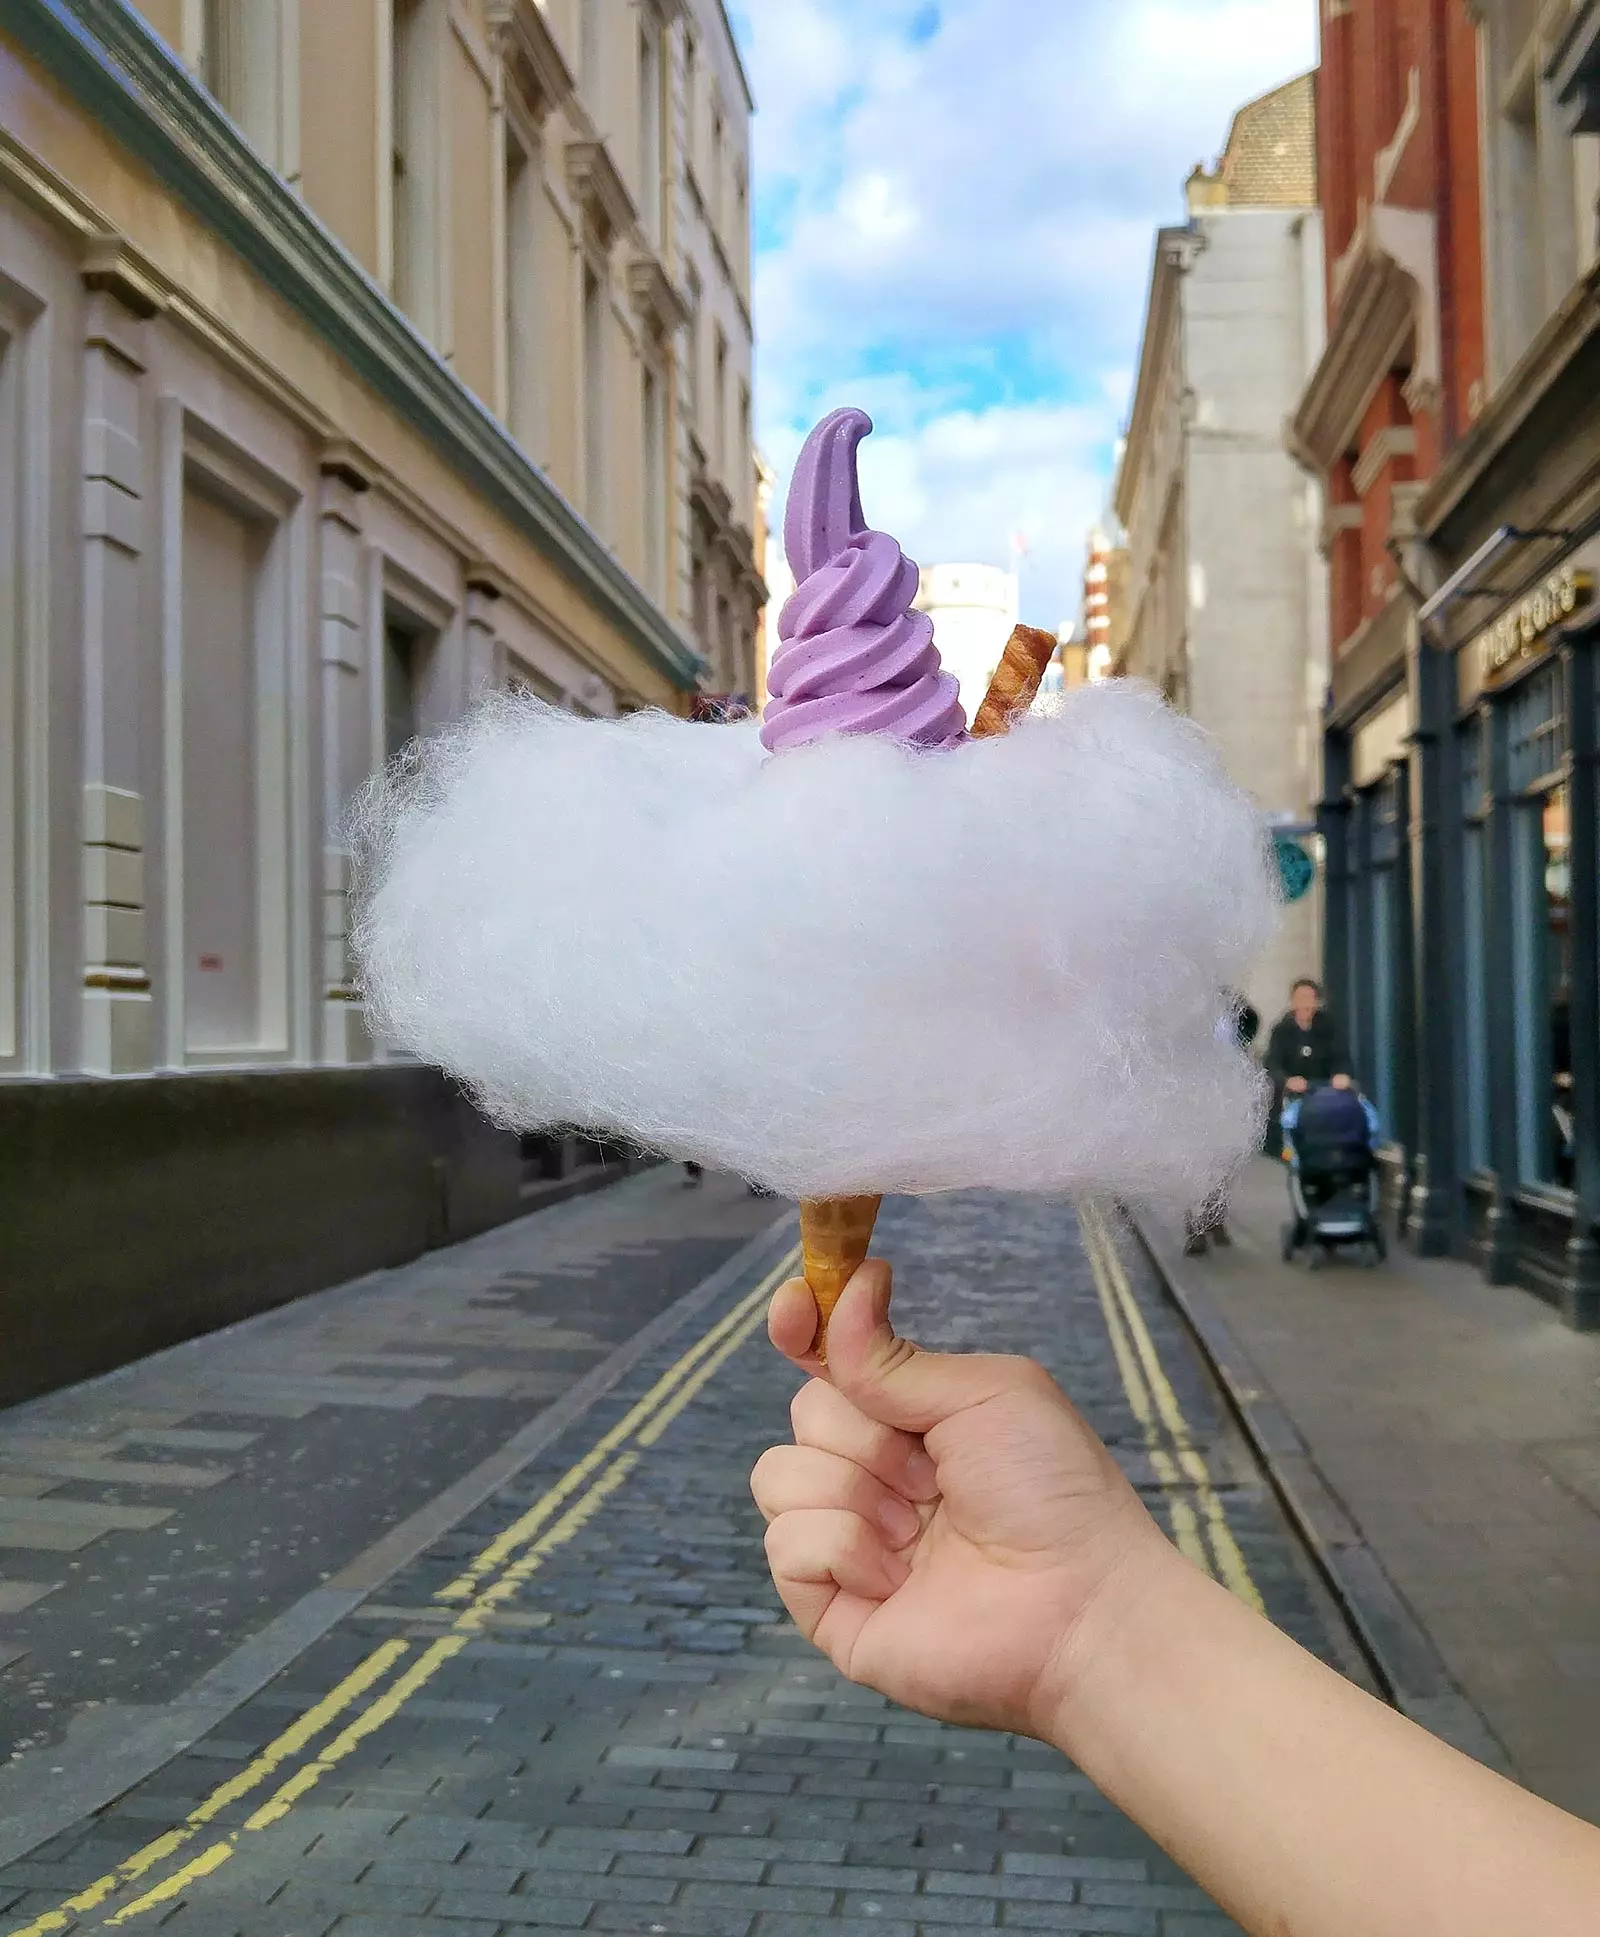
<box><xmin>1263</xmin><ymin>979</ymin><xmax>1351</xmax><ymax>1136</ymax></box>
<box><xmin>1184</xmin><ymin>991</ymin><xmax>1260</xmax><ymax>1256</ymax></box>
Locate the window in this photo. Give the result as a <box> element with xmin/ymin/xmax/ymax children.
<box><xmin>642</xmin><ymin>364</ymin><xmax>666</xmax><ymax>599</ymax></box>
<box><xmin>684</xmin><ymin>270</ymin><xmax>702</xmax><ymax>424</ymax></box>
<box><xmin>383</xmin><ymin>620</ymin><xmax>425</xmax><ymax>764</ymax></box>
<box><xmin>712</xmin><ymin>325</ymin><xmax>727</xmax><ymax>473</ymax></box>
<box><xmin>1510</xmin><ymin>783</ymin><xmax>1574</xmax><ymax>1186</ymax></box>
<box><xmin>583</xmin><ymin>264</ymin><xmax>607</xmax><ymax>525</ymax></box>
<box><xmin>180</xmin><ymin>483</ymin><xmax>272</xmax><ymax>1056</ymax></box>
<box><xmin>503</xmin><ymin>126</ymin><xmax>539</xmax><ymax>450</ymax></box>
<box><xmin>683</xmin><ymin>30</ymin><xmax>698</xmax><ymax>167</ymax></box>
<box><xmin>197</xmin><ymin>0</ymin><xmax>290</xmax><ymax>170</ymax></box>
<box><xmin>639</xmin><ymin>21</ymin><xmax>663</xmax><ymax>245</ymax></box>
<box><xmin>581</xmin><ymin>0</ymin><xmax>602</xmax><ymax>100</ymax></box>
<box><xmin>711</xmin><ymin>105</ymin><xmax>726</xmax><ymax>230</ymax></box>
<box><xmin>390</xmin><ymin>0</ymin><xmax>438</xmax><ymax>333</ymax></box>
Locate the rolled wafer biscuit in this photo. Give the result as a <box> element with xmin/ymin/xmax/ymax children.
<box><xmin>970</xmin><ymin>624</ymin><xmax>1058</xmax><ymax>740</ymax></box>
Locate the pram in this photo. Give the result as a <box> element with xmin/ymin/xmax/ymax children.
<box><xmin>1279</xmin><ymin>1083</ymin><xmax>1385</xmax><ymax>1269</ymax></box>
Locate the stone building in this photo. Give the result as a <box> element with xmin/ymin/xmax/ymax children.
<box><xmin>1113</xmin><ymin>74</ymin><xmax>1329</xmax><ymax>1027</ymax></box>
<box><xmin>1295</xmin><ymin>0</ymin><xmax>1600</xmax><ymax>1326</ymax></box>
<box><xmin>913</xmin><ymin>562</ymin><xmax>1020</xmax><ymax>725</ymax></box>
<box><xmin>0</xmin><ymin>0</ymin><xmax>758</xmax><ymax>1399</ymax></box>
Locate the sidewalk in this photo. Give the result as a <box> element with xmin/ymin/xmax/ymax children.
<box><xmin>1140</xmin><ymin>1160</ymin><xmax>1600</xmax><ymax>1825</ymax></box>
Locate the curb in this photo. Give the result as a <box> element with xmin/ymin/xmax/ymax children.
<box><xmin>1129</xmin><ymin>1208</ymin><xmax>1515</xmax><ymax>1776</ymax></box>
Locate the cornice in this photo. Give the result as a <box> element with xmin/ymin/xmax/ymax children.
<box><xmin>487</xmin><ymin>0</ymin><xmax>575</xmax><ymax>122</ymax></box>
<box><xmin>566</xmin><ymin>139</ymin><xmax>639</xmax><ymax>249</ymax></box>
<box><xmin>628</xmin><ymin>253</ymin><xmax>690</xmax><ymax>337</ymax></box>
<box><xmin>1416</xmin><ymin>261</ymin><xmax>1600</xmax><ymax>540</ymax></box>
<box><xmin>3</xmin><ymin>0</ymin><xmax>701</xmax><ymax>690</ymax></box>
<box><xmin>1113</xmin><ymin>225</ymin><xmax>1194</xmax><ymax>528</ymax></box>
<box><xmin>1352</xmin><ymin>423</ymin><xmax>1417</xmax><ymax>498</ymax></box>
<box><xmin>1289</xmin><ymin>203</ymin><xmax>1439</xmax><ymax>475</ymax></box>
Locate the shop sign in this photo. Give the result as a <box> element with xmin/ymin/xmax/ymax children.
<box><xmin>1476</xmin><ymin>566</ymin><xmax>1594</xmax><ymax>684</ymax></box>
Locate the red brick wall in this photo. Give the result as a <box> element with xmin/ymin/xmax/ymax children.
<box><xmin>1315</xmin><ymin>0</ymin><xmax>1484</xmax><ymax>655</ymax></box>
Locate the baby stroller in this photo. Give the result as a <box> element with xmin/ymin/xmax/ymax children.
<box><xmin>1279</xmin><ymin>1083</ymin><xmax>1385</xmax><ymax>1270</ymax></box>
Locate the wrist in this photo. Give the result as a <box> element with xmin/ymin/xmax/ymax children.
<box><xmin>1024</xmin><ymin>1518</ymin><xmax>1193</xmax><ymax>1751</ymax></box>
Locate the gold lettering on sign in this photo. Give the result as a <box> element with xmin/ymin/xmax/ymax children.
<box><xmin>1477</xmin><ymin>567</ymin><xmax>1594</xmax><ymax>682</ymax></box>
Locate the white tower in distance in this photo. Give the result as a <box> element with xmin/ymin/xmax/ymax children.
<box><xmin>913</xmin><ymin>563</ymin><xmax>1020</xmax><ymax>727</ymax></box>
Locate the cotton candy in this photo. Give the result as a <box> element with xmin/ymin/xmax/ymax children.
<box><xmin>350</xmin><ymin>679</ymin><xmax>1277</xmax><ymax>1207</ymax></box>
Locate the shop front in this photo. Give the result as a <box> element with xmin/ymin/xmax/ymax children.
<box><xmin>1451</xmin><ymin>560</ymin><xmax>1600</xmax><ymax>1324</ymax></box>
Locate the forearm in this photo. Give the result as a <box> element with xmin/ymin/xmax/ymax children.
<box><xmin>1047</xmin><ymin>1549</ymin><xmax>1600</xmax><ymax>1937</ymax></box>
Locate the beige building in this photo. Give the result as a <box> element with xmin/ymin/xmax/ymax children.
<box><xmin>1113</xmin><ymin>74</ymin><xmax>1329</xmax><ymax>1024</ymax></box>
<box><xmin>913</xmin><ymin>562</ymin><xmax>1020</xmax><ymax>725</ymax></box>
<box><xmin>0</xmin><ymin>0</ymin><xmax>758</xmax><ymax>1400</ymax></box>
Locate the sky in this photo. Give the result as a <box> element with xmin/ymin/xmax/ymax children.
<box><xmin>726</xmin><ymin>0</ymin><xmax>1319</xmax><ymax>632</ymax></box>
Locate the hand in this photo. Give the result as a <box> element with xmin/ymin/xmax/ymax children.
<box><xmin>1285</xmin><ymin>1077</ymin><xmax>1309</xmax><ymax>1095</ymax></box>
<box><xmin>1330</xmin><ymin>1073</ymin><xmax>1352</xmax><ymax>1091</ymax></box>
<box><xmin>752</xmin><ymin>1262</ymin><xmax>1176</xmax><ymax>1739</ymax></box>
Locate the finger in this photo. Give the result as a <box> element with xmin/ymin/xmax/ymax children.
<box><xmin>765</xmin><ymin>1508</ymin><xmax>910</xmax><ymax>1630</ymax></box>
<box><xmin>823</xmin><ymin>1261</ymin><xmax>1051</xmax><ymax>1437</ymax></box>
<box><xmin>789</xmin><ymin>1379</ymin><xmax>940</xmax><ymax>1502</ymax></box>
<box><xmin>769</xmin><ymin>1277</ymin><xmax>822</xmax><ymax>1373</ymax></box>
<box><xmin>751</xmin><ymin>1445</ymin><xmax>926</xmax><ymax>1546</ymax></box>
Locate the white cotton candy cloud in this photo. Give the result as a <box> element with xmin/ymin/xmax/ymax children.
<box><xmin>351</xmin><ymin>682</ymin><xmax>1276</xmax><ymax>1207</ymax></box>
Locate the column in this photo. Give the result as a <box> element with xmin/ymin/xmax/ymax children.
<box><xmin>1559</xmin><ymin>624</ymin><xmax>1600</xmax><ymax>1329</ymax></box>
<box><xmin>1317</xmin><ymin>725</ymin><xmax>1352</xmax><ymax>1022</ymax></box>
<box><xmin>464</xmin><ymin>566</ymin><xmax>505</xmax><ymax>702</ymax></box>
<box><xmin>316</xmin><ymin>444</ymin><xmax>372</xmax><ymax>1065</ymax></box>
<box><xmin>78</xmin><ymin>248</ymin><xmax>163</xmax><ymax>1075</ymax></box>
<box><xmin>1481</xmin><ymin>697</ymin><xmax>1520</xmax><ymax>1284</ymax></box>
<box><xmin>1406</xmin><ymin>634</ymin><xmax>1459</xmax><ymax>1254</ymax></box>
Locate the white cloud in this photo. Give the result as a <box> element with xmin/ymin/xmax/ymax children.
<box><xmin>736</xmin><ymin>0</ymin><xmax>1319</xmax><ymax>627</ymax></box>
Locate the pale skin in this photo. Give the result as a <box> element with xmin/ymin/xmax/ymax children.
<box><xmin>752</xmin><ymin>1263</ymin><xmax>1600</xmax><ymax>1937</ymax></box>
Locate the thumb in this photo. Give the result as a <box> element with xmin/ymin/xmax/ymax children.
<box><xmin>823</xmin><ymin>1259</ymin><xmax>1023</xmax><ymax>1436</ymax></box>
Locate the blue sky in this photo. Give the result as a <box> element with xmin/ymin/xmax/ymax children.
<box><xmin>726</xmin><ymin>0</ymin><xmax>1318</xmax><ymax>628</ymax></box>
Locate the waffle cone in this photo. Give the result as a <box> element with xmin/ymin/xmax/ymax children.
<box><xmin>799</xmin><ymin>1194</ymin><xmax>882</xmax><ymax>1363</ymax></box>
<box><xmin>971</xmin><ymin>624</ymin><xmax>1058</xmax><ymax>740</ymax></box>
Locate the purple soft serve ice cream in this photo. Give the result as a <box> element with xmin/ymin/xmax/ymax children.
<box><xmin>761</xmin><ymin>408</ymin><xmax>966</xmax><ymax>754</ymax></box>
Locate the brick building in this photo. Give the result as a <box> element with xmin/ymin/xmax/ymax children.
<box><xmin>1294</xmin><ymin>0</ymin><xmax>1600</xmax><ymax>1327</ymax></box>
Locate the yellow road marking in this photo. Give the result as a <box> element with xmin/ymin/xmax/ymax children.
<box><xmin>1091</xmin><ymin>1210</ymin><xmax>1264</xmax><ymax>1613</ymax></box>
<box><xmin>1079</xmin><ymin>1203</ymin><xmax>1264</xmax><ymax>1612</ymax></box>
<box><xmin>10</xmin><ymin>1246</ymin><xmax>799</xmax><ymax>1937</ymax></box>
<box><xmin>5</xmin><ymin>1640</ymin><xmax>410</xmax><ymax>1934</ymax></box>
<box><xmin>436</xmin><ymin>1250</ymin><xmax>799</xmax><ymax>1601</ymax></box>
<box><xmin>1080</xmin><ymin>1209</ymin><xmax>1211</xmax><ymax>1576</ymax></box>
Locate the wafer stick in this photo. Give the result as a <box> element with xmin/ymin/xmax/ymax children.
<box><xmin>798</xmin><ymin>627</ymin><xmax>1058</xmax><ymax>1361</ymax></box>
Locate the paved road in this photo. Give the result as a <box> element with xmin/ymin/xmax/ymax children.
<box><xmin>0</xmin><ymin>1188</ymin><xmax>1367</xmax><ymax>1935</ymax></box>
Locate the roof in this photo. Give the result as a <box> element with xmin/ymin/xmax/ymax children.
<box><xmin>1215</xmin><ymin>71</ymin><xmax>1317</xmax><ymax>208</ymax></box>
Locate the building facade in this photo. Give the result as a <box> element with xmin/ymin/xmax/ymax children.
<box><xmin>0</xmin><ymin>0</ymin><xmax>759</xmax><ymax>1398</ymax></box>
<box><xmin>1293</xmin><ymin>0</ymin><xmax>1600</xmax><ymax>1329</ymax></box>
<box><xmin>913</xmin><ymin>563</ymin><xmax>1021</xmax><ymax>725</ymax></box>
<box><xmin>1081</xmin><ymin>526</ymin><xmax>1129</xmax><ymax>684</ymax></box>
<box><xmin>1114</xmin><ymin>75</ymin><xmax>1330</xmax><ymax>1028</ymax></box>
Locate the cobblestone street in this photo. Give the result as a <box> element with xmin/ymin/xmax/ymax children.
<box><xmin>0</xmin><ymin>1188</ymin><xmax>1365</xmax><ymax>1936</ymax></box>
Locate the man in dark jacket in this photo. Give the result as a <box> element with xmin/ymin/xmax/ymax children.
<box><xmin>1265</xmin><ymin>979</ymin><xmax>1351</xmax><ymax>1104</ymax></box>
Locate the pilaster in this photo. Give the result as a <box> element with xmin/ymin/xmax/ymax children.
<box><xmin>78</xmin><ymin>247</ymin><xmax>163</xmax><ymax>1074</ymax></box>
<box><xmin>317</xmin><ymin>443</ymin><xmax>372</xmax><ymax>1065</ymax></box>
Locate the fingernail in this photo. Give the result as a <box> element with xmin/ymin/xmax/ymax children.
<box><xmin>905</xmin><ymin>1452</ymin><xmax>937</xmax><ymax>1494</ymax></box>
<box><xmin>878</xmin><ymin>1496</ymin><xmax>920</xmax><ymax>1544</ymax></box>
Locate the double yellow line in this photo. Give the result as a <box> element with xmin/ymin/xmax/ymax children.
<box><xmin>1078</xmin><ymin>1203</ymin><xmax>1263</xmax><ymax>1613</ymax></box>
<box><xmin>12</xmin><ymin>1245</ymin><xmax>800</xmax><ymax>1937</ymax></box>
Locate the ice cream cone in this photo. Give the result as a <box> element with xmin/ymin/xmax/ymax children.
<box><xmin>971</xmin><ymin>624</ymin><xmax>1058</xmax><ymax>740</ymax></box>
<box><xmin>799</xmin><ymin>1194</ymin><xmax>883</xmax><ymax>1364</ymax></box>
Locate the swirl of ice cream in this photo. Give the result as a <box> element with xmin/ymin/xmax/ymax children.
<box><xmin>760</xmin><ymin>408</ymin><xmax>966</xmax><ymax>754</ymax></box>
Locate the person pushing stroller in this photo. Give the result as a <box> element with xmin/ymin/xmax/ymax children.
<box><xmin>1279</xmin><ymin>1080</ymin><xmax>1385</xmax><ymax>1268</ymax></box>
